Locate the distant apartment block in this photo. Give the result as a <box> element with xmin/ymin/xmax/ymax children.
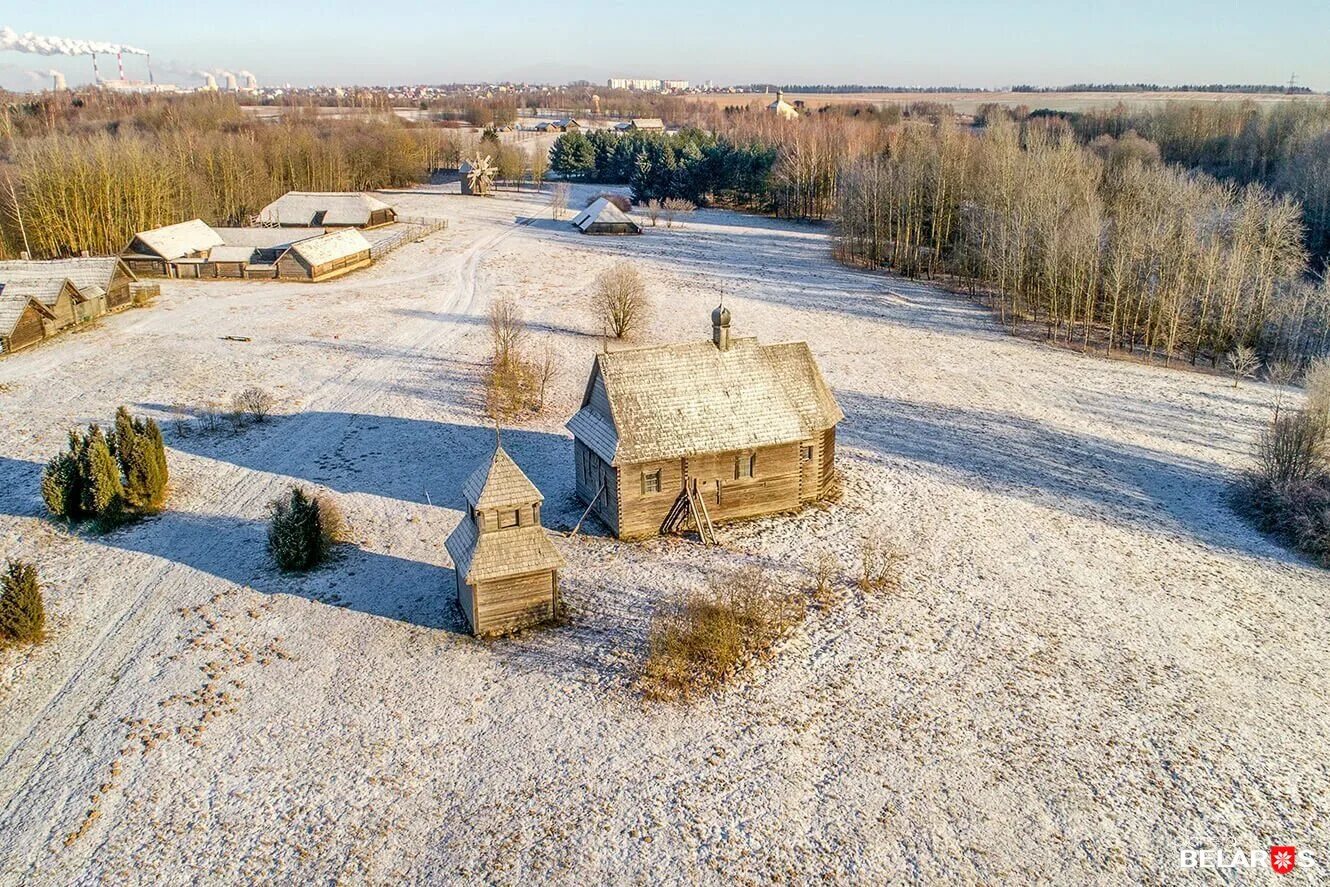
<box><xmin>608</xmin><ymin>78</ymin><xmax>689</xmax><ymax>91</ymax></box>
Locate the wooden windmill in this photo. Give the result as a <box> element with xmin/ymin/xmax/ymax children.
<box><xmin>460</xmin><ymin>154</ymin><xmax>497</xmax><ymax>196</ymax></box>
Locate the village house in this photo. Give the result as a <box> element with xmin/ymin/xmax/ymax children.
<box><xmin>445</xmin><ymin>445</ymin><xmax>565</xmax><ymax>636</ymax></box>
<box><xmin>620</xmin><ymin>117</ymin><xmax>665</xmax><ymax>132</ymax></box>
<box><xmin>274</xmin><ymin>229</ymin><xmax>373</xmax><ymax>282</ymax></box>
<box><xmin>257</xmin><ymin>192</ymin><xmax>397</xmax><ymax>229</ymax></box>
<box><xmin>0</xmin><ymin>257</ymin><xmax>142</xmax><ymax>355</ymax></box>
<box><xmin>566</xmin><ymin>305</ymin><xmax>843</xmax><ymax>540</ymax></box>
<box><xmin>571</xmin><ymin>198</ymin><xmax>643</xmax><ymax>235</ymax></box>
<box><xmin>123</xmin><ymin>221</ymin><xmax>369</xmax><ymax>282</ymax></box>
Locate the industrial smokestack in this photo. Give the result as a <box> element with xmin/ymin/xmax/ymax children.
<box><xmin>116</xmin><ymin>51</ymin><xmax>125</xmax><ymax>81</ymax></box>
<box><xmin>217</xmin><ymin>70</ymin><xmax>238</xmax><ymax>91</ymax></box>
<box><xmin>91</xmin><ymin>53</ymin><xmax>100</xmax><ymax>81</ymax></box>
<box><xmin>239</xmin><ymin>70</ymin><xmax>258</xmax><ymax>90</ymax></box>
<box><xmin>49</xmin><ymin>69</ymin><xmax>67</xmax><ymax>91</ymax></box>
<box><xmin>197</xmin><ymin>71</ymin><xmax>218</xmax><ymax>90</ymax></box>
<box><xmin>146</xmin><ymin>52</ymin><xmax>153</xmax><ymax>84</ymax></box>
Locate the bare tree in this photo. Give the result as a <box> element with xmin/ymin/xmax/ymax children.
<box><xmin>535</xmin><ymin>341</ymin><xmax>558</xmax><ymax>411</ymax></box>
<box><xmin>1227</xmin><ymin>345</ymin><xmax>1262</xmax><ymax>388</ymax></box>
<box><xmin>489</xmin><ymin>298</ymin><xmax>525</xmax><ymax>367</ymax></box>
<box><xmin>593</xmin><ymin>262</ymin><xmax>650</xmax><ymax>339</ymax></box>
<box><xmin>1266</xmin><ymin>359</ymin><xmax>1297</xmax><ymax>421</ymax></box>
<box><xmin>662</xmin><ymin>197</ymin><xmax>696</xmax><ymax>229</ymax></box>
<box><xmin>644</xmin><ymin>198</ymin><xmax>663</xmax><ymax>227</ymax></box>
<box><xmin>550</xmin><ymin>182</ymin><xmax>571</xmax><ymax>221</ymax></box>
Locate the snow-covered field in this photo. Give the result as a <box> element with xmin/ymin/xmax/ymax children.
<box><xmin>0</xmin><ymin>184</ymin><xmax>1326</xmax><ymax>884</ymax></box>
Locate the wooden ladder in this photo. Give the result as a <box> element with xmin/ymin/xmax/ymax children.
<box><xmin>687</xmin><ymin>480</ymin><xmax>717</xmax><ymax>546</ymax></box>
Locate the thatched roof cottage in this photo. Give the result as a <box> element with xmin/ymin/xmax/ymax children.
<box><xmin>257</xmin><ymin>192</ymin><xmax>396</xmax><ymax>229</ymax></box>
<box><xmin>571</xmin><ymin>198</ymin><xmax>642</xmax><ymax>235</ymax></box>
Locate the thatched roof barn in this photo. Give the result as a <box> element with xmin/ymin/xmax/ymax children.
<box><xmin>567</xmin><ymin>305</ymin><xmax>843</xmax><ymax>540</ymax></box>
<box><xmin>445</xmin><ymin>445</ymin><xmax>565</xmax><ymax>636</ymax></box>
<box><xmin>571</xmin><ymin>198</ymin><xmax>642</xmax><ymax>235</ymax></box>
<box><xmin>274</xmin><ymin>229</ymin><xmax>372</xmax><ymax>282</ymax></box>
<box><xmin>624</xmin><ymin>117</ymin><xmax>665</xmax><ymax>131</ymax></box>
<box><xmin>124</xmin><ymin>220</ymin><xmax>226</xmax><ymax>271</ymax></box>
<box><xmin>0</xmin><ymin>257</ymin><xmax>140</xmax><ymax>355</ymax></box>
<box><xmin>257</xmin><ymin>192</ymin><xmax>396</xmax><ymax>229</ymax></box>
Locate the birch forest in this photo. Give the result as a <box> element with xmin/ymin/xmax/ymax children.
<box><xmin>0</xmin><ymin>93</ymin><xmax>465</xmax><ymax>259</ymax></box>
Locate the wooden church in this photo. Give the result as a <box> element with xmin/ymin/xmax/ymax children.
<box><xmin>444</xmin><ymin>445</ymin><xmax>565</xmax><ymax>636</ymax></box>
<box><xmin>566</xmin><ymin>304</ymin><xmax>843</xmax><ymax>541</ymax></box>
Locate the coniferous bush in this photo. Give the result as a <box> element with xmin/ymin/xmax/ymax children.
<box><xmin>0</xmin><ymin>560</ymin><xmax>46</xmax><ymax>646</ymax></box>
<box><xmin>267</xmin><ymin>487</ymin><xmax>347</xmax><ymax>571</ymax></box>
<box><xmin>40</xmin><ymin>408</ymin><xmax>169</xmax><ymax>525</ymax></box>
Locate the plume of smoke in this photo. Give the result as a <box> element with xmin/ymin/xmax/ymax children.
<box><xmin>1</xmin><ymin>25</ymin><xmax>149</xmax><ymax>57</ymax></box>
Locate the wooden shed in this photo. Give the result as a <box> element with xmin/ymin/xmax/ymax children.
<box><xmin>571</xmin><ymin>198</ymin><xmax>642</xmax><ymax>235</ymax></box>
<box><xmin>258</xmin><ymin>192</ymin><xmax>396</xmax><ymax>229</ymax></box>
<box><xmin>123</xmin><ymin>219</ymin><xmax>226</xmax><ymax>277</ymax></box>
<box><xmin>274</xmin><ymin>229</ymin><xmax>373</xmax><ymax>281</ymax></box>
<box><xmin>1</xmin><ymin>257</ymin><xmax>144</xmax><ymax>355</ymax></box>
<box><xmin>444</xmin><ymin>445</ymin><xmax>565</xmax><ymax>637</ymax></box>
<box><xmin>0</xmin><ymin>290</ymin><xmax>56</xmax><ymax>355</ymax></box>
<box><xmin>566</xmin><ymin>305</ymin><xmax>843</xmax><ymax>540</ymax></box>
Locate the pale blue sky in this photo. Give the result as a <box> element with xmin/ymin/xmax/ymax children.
<box><xmin>2</xmin><ymin>2</ymin><xmax>1326</xmax><ymax>91</ymax></box>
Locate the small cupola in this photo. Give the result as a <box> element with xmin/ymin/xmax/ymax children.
<box><xmin>712</xmin><ymin>303</ymin><xmax>731</xmax><ymax>351</ymax></box>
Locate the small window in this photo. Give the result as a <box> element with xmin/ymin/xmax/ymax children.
<box><xmin>735</xmin><ymin>453</ymin><xmax>755</xmax><ymax>479</ymax></box>
<box><xmin>642</xmin><ymin>469</ymin><xmax>661</xmax><ymax>494</ymax></box>
<box><xmin>499</xmin><ymin>509</ymin><xmax>520</xmax><ymax>529</ymax></box>
<box><xmin>801</xmin><ymin>445</ymin><xmax>814</xmax><ymax>462</ymax></box>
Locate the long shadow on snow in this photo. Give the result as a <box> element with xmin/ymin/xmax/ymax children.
<box><xmin>0</xmin><ymin>453</ymin><xmax>465</xmax><ymax>628</ymax></box>
<box><xmin>142</xmin><ymin>409</ymin><xmax>581</xmax><ymax>523</ymax></box>
<box><xmin>518</xmin><ymin>211</ymin><xmax>1004</xmax><ymax>341</ymax></box>
<box><xmin>840</xmin><ymin>391</ymin><xmax>1297</xmax><ymax>565</ymax></box>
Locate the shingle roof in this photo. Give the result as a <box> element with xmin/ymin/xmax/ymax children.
<box><xmin>131</xmin><ymin>219</ymin><xmax>225</xmax><ymax>260</ymax></box>
<box><xmin>461</xmin><ymin>446</ymin><xmax>543</xmax><ymax>509</ymax></box>
<box><xmin>206</xmin><ymin>246</ymin><xmax>259</xmax><ymax>264</ymax></box>
<box><xmin>0</xmin><ymin>257</ymin><xmax>129</xmax><ymax>304</ymax></box>
<box><xmin>257</xmin><ymin>192</ymin><xmax>394</xmax><ymax>227</ymax></box>
<box><xmin>566</xmin><ymin>333</ymin><xmax>844</xmax><ymax>465</ymax></box>
<box><xmin>0</xmin><ymin>286</ymin><xmax>51</xmax><ymax>338</ymax></box>
<box><xmin>286</xmin><ymin>229</ymin><xmax>371</xmax><ymax>266</ymax></box>
<box><xmin>445</xmin><ymin>445</ymin><xmax>563</xmax><ymax>584</ymax></box>
<box><xmin>213</xmin><ymin>227</ymin><xmax>325</xmax><ymax>248</ymax></box>
<box><xmin>444</xmin><ymin>520</ymin><xmax>564</xmax><ymax>584</ymax></box>
<box><xmin>630</xmin><ymin>117</ymin><xmax>665</xmax><ymax>129</ymax></box>
<box><xmin>571</xmin><ymin>198</ymin><xmax>641</xmax><ymax>233</ymax></box>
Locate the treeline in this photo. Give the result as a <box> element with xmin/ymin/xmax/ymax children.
<box><xmin>1060</xmin><ymin>102</ymin><xmax>1330</xmax><ymax>258</ymax></box>
<box><xmin>548</xmin><ymin>116</ymin><xmax>886</xmax><ymax>219</ymax></box>
<box><xmin>1013</xmin><ymin>84</ymin><xmax>1313</xmax><ymax>94</ymax></box>
<box><xmin>836</xmin><ymin>122</ymin><xmax>1328</xmax><ymax>366</ymax></box>
<box><xmin>0</xmin><ymin>93</ymin><xmax>468</xmax><ymax>259</ymax></box>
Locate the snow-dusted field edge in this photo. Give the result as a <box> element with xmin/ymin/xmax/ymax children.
<box><xmin>0</xmin><ymin>185</ymin><xmax>1325</xmax><ymax>885</ymax></box>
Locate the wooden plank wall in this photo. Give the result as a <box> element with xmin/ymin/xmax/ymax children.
<box><xmin>473</xmin><ymin>570</ymin><xmax>556</xmax><ymax>636</ymax></box>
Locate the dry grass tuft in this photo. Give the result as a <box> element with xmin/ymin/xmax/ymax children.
<box><xmin>639</xmin><ymin>566</ymin><xmax>806</xmax><ymax>702</ymax></box>
<box><xmin>858</xmin><ymin>531</ymin><xmax>906</xmax><ymax>593</ymax></box>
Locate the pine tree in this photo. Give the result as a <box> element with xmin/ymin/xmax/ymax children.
<box><xmin>40</xmin><ymin>432</ymin><xmax>84</xmax><ymax>519</ymax></box>
<box><xmin>79</xmin><ymin>426</ymin><xmax>123</xmax><ymax>519</ymax></box>
<box><xmin>0</xmin><ymin>560</ymin><xmax>45</xmax><ymax>645</ymax></box>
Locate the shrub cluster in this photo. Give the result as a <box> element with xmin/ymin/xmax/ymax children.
<box><xmin>0</xmin><ymin>560</ymin><xmax>45</xmax><ymax>647</ymax></box>
<box><xmin>1238</xmin><ymin>360</ymin><xmax>1330</xmax><ymax>565</ymax></box>
<box><xmin>267</xmin><ymin>486</ymin><xmax>348</xmax><ymax>572</ymax></box>
<box><xmin>41</xmin><ymin>407</ymin><xmax>168</xmax><ymax>525</ymax></box>
<box><xmin>639</xmin><ymin>566</ymin><xmax>806</xmax><ymax>702</ymax></box>
<box><xmin>484</xmin><ymin>299</ymin><xmax>557</xmax><ymax>420</ymax></box>
<box><xmin>593</xmin><ymin>262</ymin><xmax>650</xmax><ymax>339</ymax></box>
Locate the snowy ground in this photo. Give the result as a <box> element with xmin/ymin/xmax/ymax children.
<box><xmin>0</xmin><ymin>184</ymin><xmax>1326</xmax><ymax>885</ymax></box>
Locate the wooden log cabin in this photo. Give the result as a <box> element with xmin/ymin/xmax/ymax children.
<box><xmin>0</xmin><ymin>257</ymin><xmax>140</xmax><ymax>355</ymax></box>
<box><xmin>257</xmin><ymin>192</ymin><xmax>397</xmax><ymax>229</ymax></box>
<box><xmin>566</xmin><ymin>305</ymin><xmax>844</xmax><ymax>540</ymax></box>
<box><xmin>444</xmin><ymin>445</ymin><xmax>565</xmax><ymax>636</ymax></box>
